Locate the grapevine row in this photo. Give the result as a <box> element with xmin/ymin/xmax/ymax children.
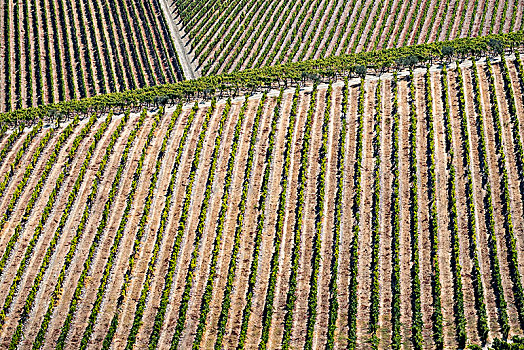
<box><xmin>347</xmin><ymin>78</ymin><xmax>366</xmax><ymax>349</ymax></box>
<box><xmin>0</xmin><ymin>113</ymin><xmax>113</xmax><ymax>333</ymax></box>
<box><xmin>192</xmin><ymin>94</ymin><xmax>269</xmax><ymax>349</ymax></box>
<box><xmin>281</xmin><ymin>84</ymin><xmax>318</xmax><ymax>350</ymax></box>
<box><xmin>390</xmin><ymin>74</ymin><xmax>401</xmax><ymax>349</ymax></box>
<box><xmin>168</xmin><ymin>98</ymin><xmax>242</xmax><ymax>349</ymax></box>
<box><xmin>235</xmin><ymin>87</ymin><xmax>299</xmax><ymax>350</ymax></box>
<box><xmin>408</xmin><ymin>71</ymin><xmax>423</xmax><ymax>349</ymax></box>
<box><xmin>304</xmin><ymin>84</ymin><xmax>332</xmax><ymax>350</ymax></box>
<box><xmin>31</xmin><ymin>110</ymin><xmax>149</xmax><ymax>349</ymax></box>
<box><xmin>470</xmin><ymin>60</ymin><xmax>510</xmax><ymax>338</ymax></box>
<box><xmin>425</xmin><ymin>66</ymin><xmax>444</xmax><ymax>348</ymax></box>
<box><xmin>325</xmin><ymin>80</ymin><xmax>349</xmax><ymax>350</ymax></box>
<box><xmin>7</xmin><ymin>111</ymin><xmax>132</xmax><ymax>348</ymax></box>
<box><xmin>441</xmin><ymin>65</ymin><xmax>467</xmax><ymax>347</ymax></box>
<box><xmin>148</xmin><ymin>100</ymin><xmax>217</xmax><ymax>349</ymax></box>
<box><xmin>54</xmin><ymin>111</ymin><xmax>163</xmax><ymax>349</ymax></box>
<box><xmin>0</xmin><ymin>118</ymin><xmax>83</xmax><ymax>276</ymax></box>
<box><xmin>484</xmin><ymin>58</ymin><xmax>524</xmax><ymax>330</ymax></box>
<box><xmin>81</xmin><ymin>106</ymin><xmax>181</xmax><ymax>350</ymax></box>
<box><xmin>0</xmin><ymin>125</ymin><xmax>40</xmax><ymax>199</ymax></box>
<box><xmin>455</xmin><ymin>63</ymin><xmax>489</xmax><ymax>343</ymax></box>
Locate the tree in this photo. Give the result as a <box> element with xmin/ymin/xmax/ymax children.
<box><xmin>355</xmin><ymin>65</ymin><xmax>367</xmax><ymax>78</ymax></box>
<box><xmin>441</xmin><ymin>46</ymin><xmax>454</xmax><ymax>62</ymax></box>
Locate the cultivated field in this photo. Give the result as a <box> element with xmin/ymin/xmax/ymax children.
<box><xmin>172</xmin><ymin>0</ymin><xmax>524</xmax><ymax>75</ymax></box>
<box><xmin>0</xmin><ymin>0</ymin><xmax>183</xmax><ymax>113</ymax></box>
<box><xmin>0</xmin><ymin>54</ymin><xmax>523</xmax><ymax>349</ymax></box>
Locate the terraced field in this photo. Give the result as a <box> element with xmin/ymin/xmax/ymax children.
<box><xmin>171</xmin><ymin>0</ymin><xmax>524</xmax><ymax>75</ymax></box>
<box><xmin>0</xmin><ymin>54</ymin><xmax>523</xmax><ymax>349</ymax></box>
<box><xmin>0</xmin><ymin>0</ymin><xmax>183</xmax><ymax>113</ymax></box>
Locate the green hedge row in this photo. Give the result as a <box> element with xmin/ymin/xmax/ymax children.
<box><xmin>3</xmin><ymin>31</ymin><xmax>524</xmax><ymax>126</ymax></box>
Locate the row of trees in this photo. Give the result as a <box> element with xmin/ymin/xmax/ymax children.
<box><xmin>4</xmin><ymin>31</ymin><xmax>524</xmax><ymax>126</ymax></box>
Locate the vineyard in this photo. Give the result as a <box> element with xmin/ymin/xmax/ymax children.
<box><xmin>0</xmin><ymin>53</ymin><xmax>521</xmax><ymax>349</ymax></box>
<box><xmin>0</xmin><ymin>0</ymin><xmax>183</xmax><ymax>113</ymax></box>
<box><xmin>2</xmin><ymin>0</ymin><xmax>524</xmax><ymax>348</ymax></box>
<box><xmin>172</xmin><ymin>0</ymin><xmax>524</xmax><ymax>75</ymax></box>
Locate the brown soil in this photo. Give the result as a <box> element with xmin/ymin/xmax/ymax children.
<box><xmin>0</xmin><ymin>115</ymin><xmax>121</xmax><ymax>344</ymax></box>
<box><xmin>335</xmin><ymin>82</ymin><xmax>359</xmax><ymax>347</ymax></box>
<box><xmin>462</xmin><ymin>67</ymin><xmax>503</xmax><ymax>341</ymax></box>
<box><xmin>219</xmin><ymin>90</ymin><xmax>294</xmax><ymax>348</ymax></box>
<box><xmin>111</xmin><ymin>106</ymin><xmax>210</xmax><ymax>348</ymax></box>
<box><xmin>246</xmin><ymin>90</ymin><xmax>309</xmax><ymax>348</ymax></box>
<box><xmin>163</xmin><ymin>99</ymin><xmax>255</xmax><ymax>348</ymax></box>
<box><xmin>447</xmin><ymin>68</ymin><xmax>481</xmax><ymax>343</ymax></box>
<box><xmin>65</xmin><ymin>113</ymin><xmax>175</xmax><ymax>347</ymax></box>
<box><xmin>430</xmin><ymin>69</ymin><xmax>458</xmax><ymax>348</ymax></box>
<box><xmin>313</xmin><ymin>85</ymin><xmax>342</xmax><ymax>347</ymax></box>
<box><xmin>397</xmin><ymin>77</ymin><xmax>414</xmax><ymax>347</ymax></box>
<box><xmin>415</xmin><ymin>72</ymin><xmax>436</xmax><ymax>347</ymax></box>
<box><xmin>123</xmin><ymin>104</ymin><xmax>226</xmax><ymax>349</ymax></box>
<box><xmin>287</xmin><ymin>88</ymin><xmax>327</xmax><ymax>348</ymax></box>
<box><xmin>491</xmin><ymin>63</ymin><xmax>524</xmax><ymax>280</ymax></box>
<box><xmin>353</xmin><ymin>80</ymin><xmax>378</xmax><ymax>347</ymax></box>
<box><xmin>21</xmin><ymin>115</ymin><xmax>156</xmax><ymax>347</ymax></box>
<box><xmin>195</xmin><ymin>95</ymin><xmax>278</xmax><ymax>348</ymax></box>
<box><xmin>0</xmin><ymin>124</ymin><xmax>76</xmax><ymax>253</ymax></box>
<box><xmin>476</xmin><ymin>63</ymin><xmax>521</xmax><ymax>336</ymax></box>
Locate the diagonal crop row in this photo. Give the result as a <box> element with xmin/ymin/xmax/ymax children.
<box><xmin>210</xmin><ymin>89</ymin><xmax>284</xmax><ymax>350</ymax></box>
<box><xmin>484</xmin><ymin>58</ymin><xmax>524</xmax><ymax>331</ymax></box>
<box><xmin>99</xmin><ymin>103</ymin><xmax>196</xmax><ymax>350</ymax></box>
<box><xmin>80</xmin><ymin>105</ymin><xmax>182</xmax><ymax>350</ymax></box>
<box><xmin>390</xmin><ymin>74</ymin><xmax>401</xmax><ymax>350</ymax></box>
<box><xmin>424</xmin><ymin>66</ymin><xmax>444</xmax><ymax>348</ymax></box>
<box><xmin>304</xmin><ymin>83</ymin><xmax>332</xmax><ymax>350</ymax></box>
<box><xmin>347</xmin><ymin>79</ymin><xmax>366</xmax><ymax>350</ymax></box>
<box><xmin>408</xmin><ymin>70</ymin><xmax>423</xmax><ymax>350</ymax></box>
<box><xmin>455</xmin><ymin>63</ymin><xmax>489</xmax><ymax>343</ymax></box>
<box><xmin>0</xmin><ymin>113</ymin><xmax>113</xmax><ymax>333</ymax></box>
<box><xmin>235</xmin><ymin>87</ymin><xmax>299</xmax><ymax>350</ymax></box>
<box><xmin>7</xmin><ymin>111</ymin><xmax>132</xmax><ymax>349</ymax></box>
<box><xmin>31</xmin><ymin>109</ymin><xmax>149</xmax><ymax>349</ymax></box>
<box><xmin>325</xmin><ymin>79</ymin><xmax>349</xmax><ymax>350</ymax></box>
<box><xmin>441</xmin><ymin>65</ymin><xmax>467</xmax><ymax>347</ymax></box>
<box><xmin>147</xmin><ymin>100</ymin><xmax>217</xmax><ymax>349</ymax></box>
<box><xmin>168</xmin><ymin>98</ymin><xmax>241</xmax><ymax>350</ymax></box>
<box><xmin>280</xmin><ymin>84</ymin><xmax>318</xmax><ymax>350</ymax></box>
<box><xmin>54</xmin><ymin>111</ymin><xmax>163</xmax><ymax>349</ymax></box>
<box><xmin>0</xmin><ymin>124</ymin><xmax>41</xmax><ymax>199</ymax></box>
<box><xmin>191</xmin><ymin>93</ymin><xmax>269</xmax><ymax>350</ymax></box>
<box><xmin>470</xmin><ymin>60</ymin><xmax>510</xmax><ymax>338</ymax></box>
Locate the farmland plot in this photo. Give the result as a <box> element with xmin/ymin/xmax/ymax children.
<box><xmin>0</xmin><ymin>57</ymin><xmax>523</xmax><ymax>349</ymax></box>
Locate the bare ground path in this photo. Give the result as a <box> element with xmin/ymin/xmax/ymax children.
<box><xmin>158</xmin><ymin>0</ymin><xmax>199</xmax><ymax>79</ymax></box>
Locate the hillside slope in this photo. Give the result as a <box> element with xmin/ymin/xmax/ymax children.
<box><xmin>0</xmin><ymin>0</ymin><xmax>184</xmax><ymax>113</ymax></box>
<box><xmin>0</xmin><ymin>56</ymin><xmax>523</xmax><ymax>349</ymax></box>
<box><xmin>172</xmin><ymin>0</ymin><xmax>524</xmax><ymax>75</ymax></box>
